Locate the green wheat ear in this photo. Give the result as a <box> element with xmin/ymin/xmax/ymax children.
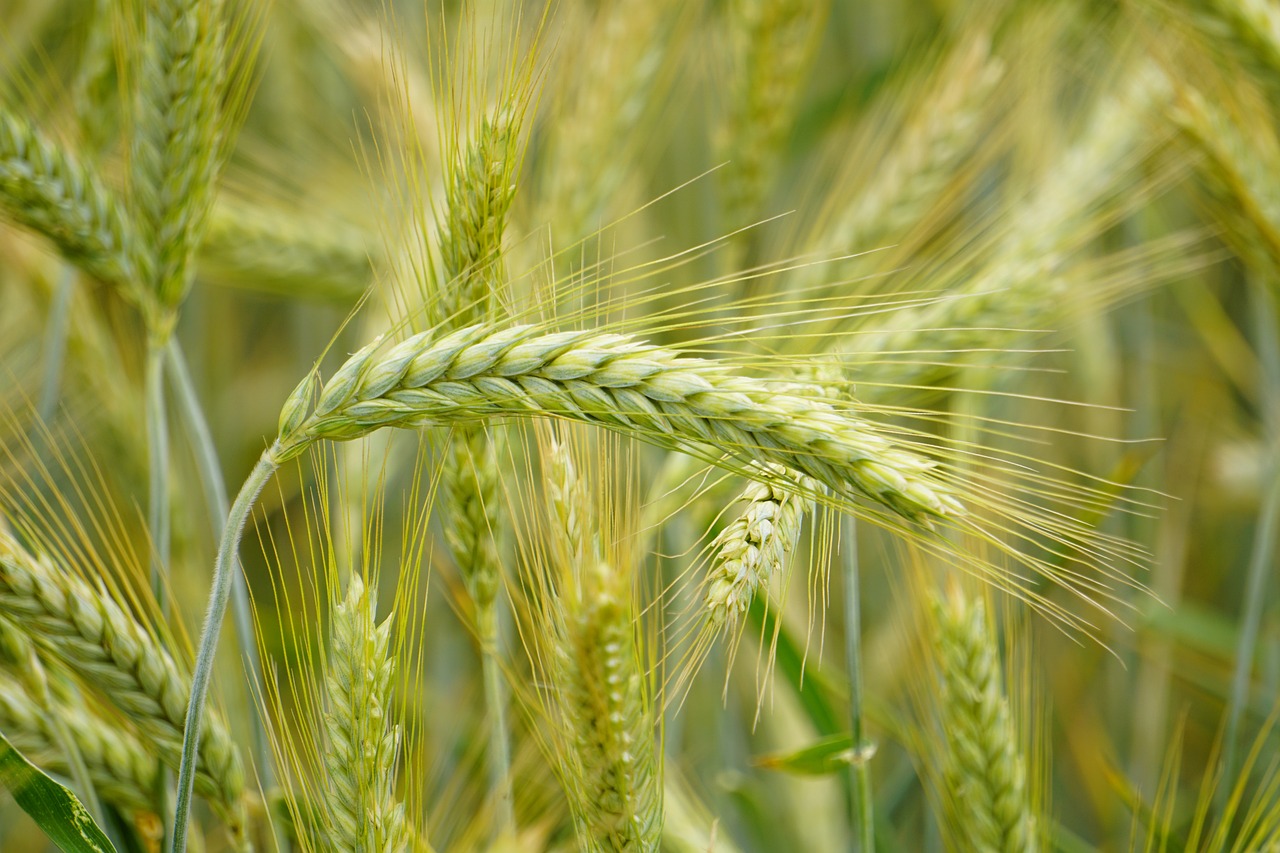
<box><xmin>931</xmin><ymin>587</ymin><xmax>1037</xmax><ymax>853</ymax></box>
<box><xmin>323</xmin><ymin>573</ymin><xmax>408</xmax><ymax>853</ymax></box>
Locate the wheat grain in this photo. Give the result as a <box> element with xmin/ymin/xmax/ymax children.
<box><xmin>0</xmin><ymin>529</ymin><xmax>246</xmax><ymax>832</ymax></box>
<box><xmin>275</xmin><ymin>323</ymin><xmax>965</xmax><ymax>524</ymax></box>
<box><xmin>323</xmin><ymin>574</ymin><xmax>407</xmax><ymax>853</ymax></box>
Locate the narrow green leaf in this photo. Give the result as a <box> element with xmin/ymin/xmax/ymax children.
<box><xmin>0</xmin><ymin>730</ymin><xmax>118</xmax><ymax>853</ymax></box>
<box><xmin>753</xmin><ymin>732</ymin><xmax>858</xmax><ymax>776</ymax></box>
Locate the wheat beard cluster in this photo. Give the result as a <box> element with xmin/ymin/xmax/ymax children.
<box><xmin>274</xmin><ymin>322</ymin><xmax>965</xmax><ymax>527</ymax></box>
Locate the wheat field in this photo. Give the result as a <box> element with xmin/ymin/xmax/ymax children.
<box><xmin>0</xmin><ymin>0</ymin><xmax>1278</xmax><ymax>851</ymax></box>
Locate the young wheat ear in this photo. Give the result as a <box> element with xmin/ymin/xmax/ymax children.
<box><xmin>703</xmin><ymin>463</ymin><xmax>815</xmax><ymax>631</ymax></box>
<box><xmin>931</xmin><ymin>587</ymin><xmax>1037</xmax><ymax>852</ymax></box>
<box><xmin>324</xmin><ymin>574</ymin><xmax>408</xmax><ymax>853</ymax></box>
<box><xmin>274</xmin><ymin>323</ymin><xmax>965</xmax><ymax>525</ymax></box>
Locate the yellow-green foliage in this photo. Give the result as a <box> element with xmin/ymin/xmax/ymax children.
<box><xmin>1</xmin><ymin>1</ymin><xmax>1279</xmax><ymax>852</ymax></box>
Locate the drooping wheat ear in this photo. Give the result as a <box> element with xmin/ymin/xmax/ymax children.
<box><xmin>554</xmin><ymin>558</ymin><xmax>663</xmax><ymax>852</ymax></box>
<box><xmin>0</xmin><ymin>530</ymin><xmax>247</xmax><ymax>832</ymax></box>
<box><xmin>720</xmin><ymin>0</ymin><xmax>828</xmax><ymax>236</ymax></box>
<box><xmin>274</xmin><ymin>323</ymin><xmax>965</xmax><ymax>524</ymax></box>
<box><xmin>703</xmin><ymin>463</ymin><xmax>815</xmax><ymax>631</ymax></box>
<box><xmin>0</xmin><ymin>669</ymin><xmax>160</xmax><ymax>816</ymax></box>
<box><xmin>323</xmin><ymin>574</ymin><xmax>408</xmax><ymax>853</ymax></box>
<box><xmin>932</xmin><ymin>588</ymin><xmax>1037</xmax><ymax>853</ymax></box>
<box><xmin>847</xmin><ymin>64</ymin><xmax>1170</xmax><ymax>393</ymax></box>
<box><xmin>819</xmin><ymin>37</ymin><xmax>1003</xmax><ymax>257</ymax></box>
<box><xmin>436</xmin><ymin>114</ymin><xmax>518</xmax><ymax>326</ymax></box>
<box><xmin>131</xmin><ymin>0</ymin><xmax>227</xmax><ymax>323</ymax></box>
<box><xmin>200</xmin><ymin>197</ymin><xmax>376</xmax><ymax>301</ymax></box>
<box><xmin>0</xmin><ymin>109</ymin><xmax>152</xmax><ymax>314</ymax></box>
<box><xmin>1170</xmin><ymin>85</ymin><xmax>1280</xmax><ymax>275</ymax></box>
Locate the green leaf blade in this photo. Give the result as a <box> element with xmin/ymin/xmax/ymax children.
<box><xmin>0</xmin><ymin>730</ymin><xmax>118</xmax><ymax>853</ymax></box>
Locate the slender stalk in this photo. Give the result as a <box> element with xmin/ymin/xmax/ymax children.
<box><xmin>165</xmin><ymin>341</ymin><xmax>274</xmax><ymax>792</ymax></box>
<box><xmin>172</xmin><ymin>449</ymin><xmax>279</xmax><ymax>853</ymax></box>
<box><xmin>480</xmin><ymin>608</ymin><xmax>516</xmax><ymax>837</ymax></box>
<box><xmin>1220</xmin><ymin>279</ymin><xmax>1280</xmax><ymax>810</ymax></box>
<box><xmin>842</xmin><ymin>515</ymin><xmax>874</xmax><ymax>853</ymax></box>
<box><xmin>146</xmin><ymin>342</ymin><xmax>170</xmax><ymax>614</ymax></box>
<box><xmin>36</xmin><ymin>267</ymin><xmax>75</xmax><ymax>425</ymax></box>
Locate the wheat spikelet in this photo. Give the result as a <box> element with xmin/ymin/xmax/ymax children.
<box><xmin>131</xmin><ymin>0</ymin><xmax>228</xmax><ymax>321</ymax></box>
<box><xmin>441</xmin><ymin>427</ymin><xmax>503</xmax><ymax>621</ymax></box>
<box><xmin>323</xmin><ymin>574</ymin><xmax>407</xmax><ymax>853</ymax></box>
<box><xmin>703</xmin><ymin>463</ymin><xmax>815</xmax><ymax>630</ymax></box>
<box><xmin>555</xmin><ymin>560</ymin><xmax>662</xmax><ymax>852</ymax></box>
<box><xmin>200</xmin><ymin>197</ymin><xmax>375</xmax><ymax>301</ymax></box>
<box><xmin>436</xmin><ymin>114</ymin><xmax>518</xmax><ymax>326</ymax></box>
<box><xmin>0</xmin><ymin>109</ymin><xmax>151</xmax><ymax>312</ymax></box>
<box><xmin>0</xmin><ymin>670</ymin><xmax>159</xmax><ymax>817</ymax></box>
<box><xmin>1193</xmin><ymin>0</ymin><xmax>1280</xmax><ymax>86</ymax></box>
<box><xmin>0</xmin><ymin>528</ymin><xmax>246</xmax><ymax>831</ymax></box>
<box><xmin>274</xmin><ymin>323</ymin><xmax>965</xmax><ymax>524</ymax></box>
<box><xmin>719</xmin><ymin>0</ymin><xmax>828</xmax><ymax>237</ymax></box>
<box><xmin>535</xmin><ymin>436</ymin><xmax>662</xmax><ymax>852</ymax></box>
<box><xmin>932</xmin><ymin>588</ymin><xmax>1037</xmax><ymax>852</ymax></box>
<box><xmin>540</xmin><ymin>0</ymin><xmax>680</xmax><ymax>246</ymax></box>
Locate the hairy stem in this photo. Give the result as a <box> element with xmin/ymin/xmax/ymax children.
<box><xmin>172</xmin><ymin>449</ymin><xmax>278</xmax><ymax>852</ymax></box>
<box><xmin>146</xmin><ymin>343</ymin><xmax>170</xmax><ymax>616</ymax></box>
<box><xmin>842</xmin><ymin>516</ymin><xmax>874</xmax><ymax>853</ymax></box>
<box><xmin>164</xmin><ymin>341</ymin><xmax>273</xmax><ymax>794</ymax></box>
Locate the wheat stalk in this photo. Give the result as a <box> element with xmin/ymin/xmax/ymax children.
<box><xmin>0</xmin><ymin>529</ymin><xmax>247</xmax><ymax>835</ymax></box>
<box><xmin>323</xmin><ymin>574</ymin><xmax>407</xmax><ymax>853</ymax></box>
<box><xmin>932</xmin><ymin>588</ymin><xmax>1037</xmax><ymax>853</ymax></box>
